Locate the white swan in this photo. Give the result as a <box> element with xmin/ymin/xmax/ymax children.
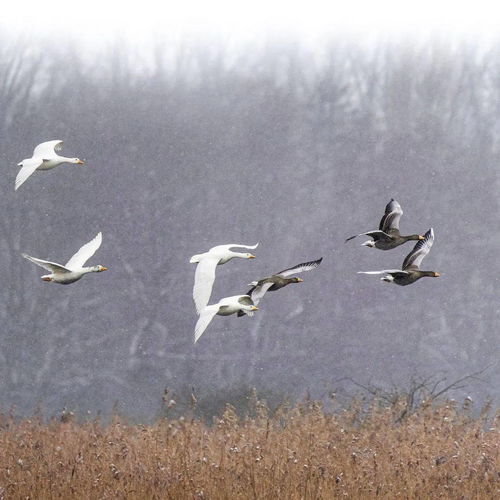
<box><xmin>22</xmin><ymin>232</ymin><xmax>107</xmax><ymax>284</ymax></box>
<box><xmin>15</xmin><ymin>140</ymin><xmax>84</xmax><ymax>191</ymax></box>
<box><xmin>190</xmin><ymin>243</ymin><xmax>258</xmax><ymax>314</ymax></box>
<box><xmin>194</xmin><ymin>295</ymin><xmax>258</xmax><ymax>343</ymax></box>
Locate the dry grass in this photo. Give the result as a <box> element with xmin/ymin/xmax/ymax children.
<box><xmin>0</xmin><ymin>397</ymin><xmax>498</xmax><ymax>499</ymax></box>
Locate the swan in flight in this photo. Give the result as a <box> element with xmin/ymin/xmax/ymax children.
<box><xmin>15</xmin><ymin>140</ymin><xmax>84</xmax><ymax>191</ymax></box>
<box><xmin>346</xmin><ymin>199</ymin><xmax>424</xmax><ymax>250</ymax></box>
<box><xmin>358</xmin><ymin>228</ymin><xmax>440</xmax><ymax>285</ymax></box>
<box><xmin>22</xmin><ymin>232</ymin><xmax>107</xmax><ymax>284</ymax></box>
<box><xmin>195</xmin><ymin>295</ymin><xmax>258</xmax><ymax>343</ymax></box>
<box><xmin>190</xmin><ymin>243</ymin><xmax>258</xmax><ymax>314</ymax></box>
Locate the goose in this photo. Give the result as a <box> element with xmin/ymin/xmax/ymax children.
<box><xmin>358</xmin><ymin>228</ymin><xmax>440</xmax><ymax>286</ymax></box>
<box><xmin>345</xmin><ymin>199</ymin><xmax>424</xmax><ymax>250</ymax></box>
<box><xmin>190</xmin><ymin>243</ymin><xmax>258</xmax><ymax>314</ymax></box>
<box><xmin>238</xmin><ymin>257</ymin><xmax>323</xmax><ymax>316</ymax></box>
<box><xmin>22</xmin><ymin>232</ymin><xmax>107</xmax><ymax>284</ymax></box>
<box><xmin>15</xmin><ymin>140</ymin><xmax>84</xmax><ymax>191</ymax></box>
<box><xmin>195</xmin><ymin>295</ymin><xmax>258</xmax><ymax>343</ymax></box>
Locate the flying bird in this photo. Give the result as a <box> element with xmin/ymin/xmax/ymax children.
<box><xmin>238</xmin><ymin>257</ymin><xmax>323</xmax><ymax>316</ymax></box>
<box><xmin>15</xmin><ymin>140</ymin><xmax>84</xmax><ymax>191</ymax></box>
<box><xmin>22</xmin><ymin>232</ymin><xmax>107</xmax><ymax>284</ymax></box>
<box><xmin>195</xmin><ymin>295</ymin><xmax>258</xmax><ymax>343</ymax></box>
<box><xmin>345</xmin><ymin>199</ymin><xmax>424</xmax><ymax>250</ymax></box>
<box><xmin>190</xmin><ymin>243</ymin><xmax>258</xmax><ymax>314</ymax></box>
<box><xmin>357</xmin><ymin>228</ymin><xmax>440</xmax><ymax>285</ymax></box>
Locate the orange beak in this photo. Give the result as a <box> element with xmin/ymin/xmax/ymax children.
<box><xmin>251</xmin><ymin>306</ymin><xmax>258</xmax><ymax>311</ymax></box>
<box><xmin>249</xmin><ymin>254</ymin><xmax>256</xmax><ymax>259</ymax></box>
<box><xmin>76</xmin><ymin>159</ymin><xmax>85</xmax><ymax>165</ymax></box>
<box><xmin>100</xmin><ymin>267</ymin><xmax>108</xmax><ymax>271</ymax></box>
<box><xmin>41</xmin><ymin>277</ymin><xmax>52</xmax><ymax>282</ymax></box>
<box><xmin>418</xmin><ymin>235</ymin><xmax>425</xmax><ymax>240</ymax></box>
<box><xmin>297</xmin><ymin>278</ymin><xmax>304</xmax><ymax>282</ymax></box>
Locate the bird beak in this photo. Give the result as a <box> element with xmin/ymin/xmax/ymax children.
<box><xmin>251</xmin><ymin>306</ymin><xmax>258</xmax><ymax>311</ymax></box>
<box><xmin>297</xmin><ymin>278</ymin><xmax>304</xmax><ymax>282</ymax></box>
<box><xmin>249</xmin><ymin>254</ymin><xmax>256</xmax><ymax>259</ymax></box>
<box><xmin>41</xmin><ymin>277</ymin><xmax>52</xmax><ymax>282</ymax></box>
<box><xmin>434</xmin><ymin>272</ymin><xmax>440</xmax><ymax>277</ymax></box>
<box><xmin>76</xmin><ymin>159</ymin><xmax>84</xmax><ymax>165</ymax></box>
<box><xmin>101</xmin><ymin>267</ymin><xmax>108</xmax><ymax>271</ymax></box>
<box><xmin>418</xmin><ymin>235</ymin><xmax>425</xmax><ymax>240</ymax></box>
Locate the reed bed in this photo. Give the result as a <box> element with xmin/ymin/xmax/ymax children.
<box><xmin>0</xmin><ymin>397</ymin><xmax>498</xmax><ymax>499</ymax></box>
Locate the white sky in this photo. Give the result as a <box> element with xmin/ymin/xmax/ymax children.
<box><xmin>1</xmin><ymin>0</ymin><xmax>499</xmax><ymax>47</ymax></box>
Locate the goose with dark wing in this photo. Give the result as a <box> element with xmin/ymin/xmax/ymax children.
<box><xmin>346</xmin><ymin>199</ymin><xmax>424</xmax><ymax>250</ymax></box>
<box><xmin>358</xmin><ymin>228</ymin><xmax>440</xmax><ymax>286</ymax></box>
<box><xmin>238</xmin><ymin>258</ymin><xmax>322</xmax><ymax>315</ymax></box>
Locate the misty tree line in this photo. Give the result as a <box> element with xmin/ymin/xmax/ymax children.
<box><xmin>0</xmin><ymin>37</ymin><xmax>497</xmax><ymax>417</ymax></box>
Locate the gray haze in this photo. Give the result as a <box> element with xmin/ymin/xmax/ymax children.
<box><xmin>0</xmin><ymin>37</ymin><xmax>498</xmax><ymax>418</ymax></box>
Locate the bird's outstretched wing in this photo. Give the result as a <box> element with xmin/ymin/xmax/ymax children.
<box><xmin>65</xmin><ymin>232</ymin><xmax>102</xmax><ymax>269</ymax></box>
<box><xmin>193</xmin><ymin>257</ymin><xmax>219</xmax><ymax>314</ymax></box>
<box><xmin>194</xmin><ymin>305</ymin><xmax>219</xmax><ymax>343</ymax></box>
<box><xmin>247</xmin><ymin>281</ymin><xmax>274</xmax><ymax>306</ymax></box>
<box><xmin>345</xmin><ymin>230</ymin><xmax>390</xmax><ymax>243</ymax></box>
<box><xmin>22</xmin><ymin>254</ymin><xmax>70</xmax><ymax>273</ymax></box>
<box><xmin>33</xmin><ymin>140</ymin><xmax>63</xmax><ymax>157</ymax></box>
<box><xmin>15</xmin><ymin>159</ymin><xmax>43</xmax><ymax>191</ymax></box>
<box><xmin>209</xmin><ymin>242</ymin><xmax>259</xmax><ymax>252</ymax></box>
<box><xmin>379</xmin><ymin>199</ymin><xmax>403</xmax><ymax>232</ymax></box>
<box><xmin>402</xmin><ymin>228</ymin><xmax>434</xmax><ymax>270</ymax></box>
<box><xmin>276</xmin><ymin>257</ymin><xmax>323</xmax><ymax>278</ymax></box>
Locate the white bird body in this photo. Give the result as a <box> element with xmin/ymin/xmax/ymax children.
<box><xmin>15</xmin><ymin>140</ymin><xmax>84</xmax><ymax>190</ymax></box>
<box><xmin>22</xmin><ymin>232</ymin><xmax>107</xmax><ymax>285</ymax></box>
<box><xmin>190</xmin><ymin>243</ymin><xmax>258</xmax><ymax>314</ymax></box>
<box><xmin>194</xmin><ymin>295</ymin><xmax>258</xmax><ymax>343</ymax></box>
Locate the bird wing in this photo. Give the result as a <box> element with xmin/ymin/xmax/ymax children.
<box><xmin>248</xmin><ymin>282</ymin><xmax>274</xmax><ymax>306</ymax></box>
<box><xmin>65</xmin><ymin>232</ymin><xmax>102</xmax><ymax>269</ymax></box>
<box><xmin>402</xmin><ymin>228</ymin><xmax>434</xmax><ymax>270</ymax></box>
<box><xmin>345</xmin><ymin>230</ymin><xmax>390</xmax><ymax>243</ymax></box>
<box><xmin>276</xmin><ymin>257</ymin><xmax>323</xmax><ymax>278</ymax></box>
<box><xmin>33</xmin><ymin>140</ymin><xmax>63</xmax><ymax>157</ymax></box>
<box><xmin>357</xmin><ymin>269</ymin><xmax>408</xmax><ymax>275</ymax></box>
<box><xmin>237</xmin><ymin>295</ymin><xmax>257</xmax><ymax>316</ymax></box>
<box><xmin>194</xmin><ymin>305</ymin><xmax>219</xmax><ymax>343</ymax></box>
<box><xmin>209</xmin><ymin>242</ymin><xmax>259</xmax><ymax>252</ymax></box>
<box><xmin>193</xmin><ymin>257</ymin><xmax>219</xmax><ymax>314</ymax></box>
<box><xmin>379</xmin><ymin>199</ymin><xmax>403</xmax><ymax>232</ymax></box>
<box><xmin>15</xmin><ymin>159</ymin><xmax>43</xmax><ymax>191</ymax></box>
<box><xmin>22</xmin><ymin>254</ymin><xmax>70</xmax><ymax>273</ymax></box>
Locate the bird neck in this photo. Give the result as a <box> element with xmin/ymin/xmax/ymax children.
<box><xmin>230</xmin><ymin>252</ymin><xmax>248</xmax><ymax>259</ymax></box>
<box><xmin>82</xmin><ymin>266</ymin><xmax>99</xmax><ymax>273</ymax></box>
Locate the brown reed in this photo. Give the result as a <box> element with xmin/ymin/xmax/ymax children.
<box><xmin>0</xmin><ymin>397</ymin><xmax>497</xmax><ymax>499</ymax></box>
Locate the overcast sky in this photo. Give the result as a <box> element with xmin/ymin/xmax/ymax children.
<box><xmin>1</xmin><ymin>0</ymin><xmax>499</xmax><ymax>48</ymax></box>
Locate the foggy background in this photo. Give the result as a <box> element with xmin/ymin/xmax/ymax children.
<box><xmin>0</xmin><ymin>33</ymin><xmax>498</xmax><ymax>418</ymax></box>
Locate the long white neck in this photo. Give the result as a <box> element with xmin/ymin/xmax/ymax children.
<box><xmin>56</xmin><ymin>156</ymin><xmax>78</xmax><ymax>163</ymax></box>
<box><xmin>229</xmin><ymin>252</ymin><xmax>249</xmax><ymax>259</ymax></box>
<box><xmin>81</xmin><ymin>266</ymin><xmax>100</xmax><ymax>274</ymax></box>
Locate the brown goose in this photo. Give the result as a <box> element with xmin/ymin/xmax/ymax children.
<box><xmin>237</xmin><ymin>258</ymin><xmax>322</xmax><ymax>316</ymax></box>
<box><xmin>358</xmin><ymin>228</ymin><xmax>440</xmax><ymax>286</ymax></box>
<box><xmin>345</xmin><ymin>199</ymin><xmax>424</xmax><ymax>250</ymax></box>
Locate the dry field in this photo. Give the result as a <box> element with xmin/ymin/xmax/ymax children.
<box><xmin>0</xmin><ymin>398</ymin><xmax>498</xmax><ymax>499</ymax></box>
